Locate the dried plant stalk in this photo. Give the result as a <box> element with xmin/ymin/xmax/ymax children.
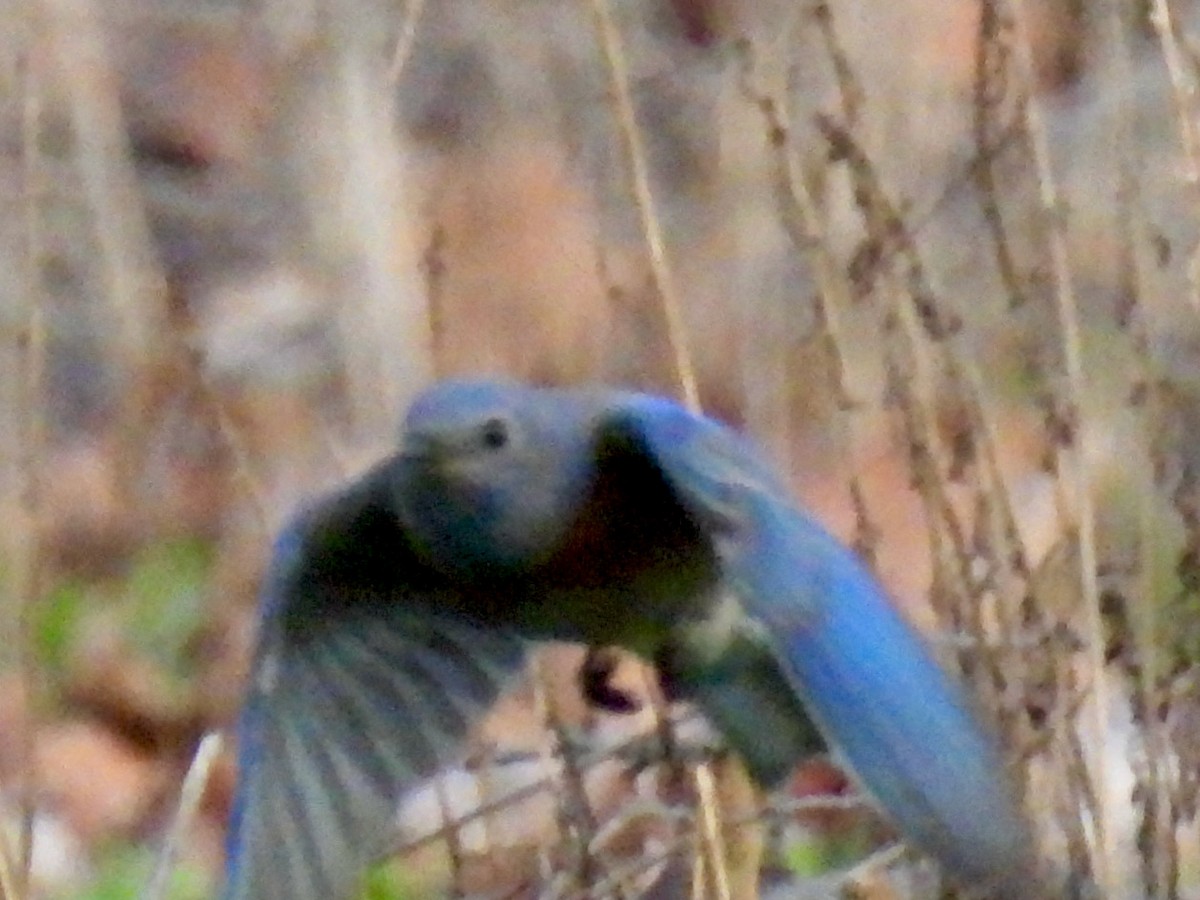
<box><xmin>1008</xmin><ymin>0</ymin><xmax>1114</xmax><ymax>892</ymax></box>
<box><xmin>587</xmin><ymin>0</ymin><xmax>699</xmax><ymax>411</ymax></box>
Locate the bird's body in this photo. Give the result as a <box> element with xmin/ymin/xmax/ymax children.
<box><xmin>223</xmin><ymin>380</ymin><xmax>1033</xmax><ymax>900</ymax></box>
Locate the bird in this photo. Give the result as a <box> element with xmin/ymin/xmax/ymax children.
<box><xmin>222</xmin><ymin>378</ymin><xmax>1033</xmax><ymax>900</ymax></box>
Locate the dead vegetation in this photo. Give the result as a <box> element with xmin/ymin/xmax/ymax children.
<box><xmin>2</xmin><ymin>0</ymin><xmax>1200</xmax><ymax>897</ymax></box>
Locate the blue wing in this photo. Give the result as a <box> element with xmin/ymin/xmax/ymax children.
<box><xmin>606</xmin><ymin>395</ymin><xmax>1030</xmax><ymax>888</ymax></box>
<box><xmin>223</xmin><ymin>469</ymin><xmax>527</xmax><ymax>900</ymax></box>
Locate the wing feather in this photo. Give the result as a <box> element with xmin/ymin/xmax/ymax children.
<box><xmin>222</xmin><ymin>475</ymin><xmax>527</xmax><ymax>900</ymax></box>
<box><xmin>603</xmin><ymin>397</ymin><xmax>1031</xmax><ymax>887</ymax></box>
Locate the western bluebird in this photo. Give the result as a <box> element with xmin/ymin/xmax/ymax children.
<box><xmin>223</xmin><ymin>379</ymin><xmax>1032</xmax><ymax>899</ymax></box>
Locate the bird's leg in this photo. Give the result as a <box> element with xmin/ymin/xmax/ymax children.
<box><xmin>578</xmin><ymin>646</ymin><xmax>642</xmax><ymax>713</ymax></box>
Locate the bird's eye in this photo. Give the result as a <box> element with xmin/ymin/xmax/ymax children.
<box><xmin>479</xmin><ymin>417</ymin><xmax>510</xmax><ymax>450</ymax></box>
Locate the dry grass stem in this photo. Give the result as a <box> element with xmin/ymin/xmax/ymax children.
<box><xmin>10</xmin><ymin>21</ymin><xmax>48</xmax><ymax>899</ymax></box>
<box><xmin>143</xmin><ymin>732</ymin><xmax>224</xmax><ymax>900</ymax></box>
<box><xmin>7</xmin><ymin>0</ymin><xmax>1200</xmax><ymax>895</ymax></box>
<box><xmin>1009</xmin><ymin>0</ymin><xmax>1114</xmax><ymax>890</ymax></box>
<box><xmin>387</xmin><ymin>0</ymin><xmax>427</xmax><ymax>86</ymax></box>
<box><xmin>586</xmin><ymin>0</ymin><xmax>699</xmax><ymax>411</ymax></box>
<box><xmin>972</xmin><ymin>1</ymin><xmax>1028</xmax><ymax>310</ymax></box>
<box><xmin>691</xmin><ymin>764</ymin><xmax>731</xmax><ymax>900</ymax></box>
<box><xmin>1150</xmin><ymin>0</ymin><xmax>1200</xmax><ymax>186</ymax></box>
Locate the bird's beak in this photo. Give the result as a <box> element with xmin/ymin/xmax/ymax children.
<box><xmin>400</xmin><ymin>431</ymin><xmax>444</xmax><ymax>465</ymax></box>
<box><xmin>400</xmin><ymin>434</ymin><xmax>474</xmax><ymax>487</ymax></box>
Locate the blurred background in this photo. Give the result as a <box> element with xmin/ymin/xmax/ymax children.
<box><xmin>2</xmin><ymin>0</ymin><xmax>1200</xmax><ymax>896</ymax></box>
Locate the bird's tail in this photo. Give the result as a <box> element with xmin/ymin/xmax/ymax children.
<box><xmin>768</xmin><ymin>527</ymin><xmax>1036</xmax><ymax>892</ymax></box>
<box><xmin>674</xmin><ymin>514</ymin><xmax>1035</xmax><ymax>893</ymax></box>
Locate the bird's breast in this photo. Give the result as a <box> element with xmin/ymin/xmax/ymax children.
<box><xmin>508</xmin><ymin>546</ymin><xmax>723</xmax><ymax>660</ymax></box>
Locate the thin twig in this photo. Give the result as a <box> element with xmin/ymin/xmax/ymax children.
<box><xmin>42</xmin><ymin>0</ymin><xmax>169</xmax><ymax>516</ymax></box>
<box><xmin>1104</xmin><ymin>3</ymin><xmax>1180</xmax><ymax>897</ymax></box>
<box><xmin>802</xmin><ymin>21</ymin><xmax>1045</xmax><ymax>848</ymax></box>
<box><xmin>691</xmin><ymin>764</ymin><xmax>731</xmax><ymax>900</ymax></box>
<box><xmin>387</xmin><ymin>0</ymin><xmax>427</xmax><ymax>86</ymax></box>
<box><xmin>534</xmin><ymin>654</ymin><xmax>610</xmax><ymax>896</ymax></box>
<box><xmin>735</xmin><ymin>41</ymin><xmax>857</xmax><ymax>413</ymax></box>
<box><xmin>10</xmin><ymin>21</ymin><xmax>48</xmax><ymax>898</ymax></box>
<box><xmin>1149</xmin><ymin>0</ymin><xmax>1200</xmax><ymax>186</ymax></box>
<box><xmin>142</xmin><ymin>733</ymin><xmax>224</xmax><ymax>900</ymax></box>
<box><xmin>586</xmin><ymin>0</ymin><xmax>699</xmax><ymax>410</ymax></box>
<box><xmin>1009</xmin><ymin>0</ymin><xmax>1113</xmax><ymax>891</ymax></box>
<box><xmin>973</xmin><ymin>0</ymin><xmax>1029</xmax><ymax>309</ymax></box>
<box><xmin>387</xmin><ymin>708</ymin><xmax>709</xmax><ymax>858</ymax></box>
<box><xmin>1148</xmin><ymin>0</ymin><xmax>1200</xmax><ymax>316</ymax></box>
<box><xmin>1100</xmin><ymin>2</ymin><xmax>1178</xmax><ymax>893</ymax></box>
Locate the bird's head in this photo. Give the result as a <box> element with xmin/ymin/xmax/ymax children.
<box><xmin>392</xmin><ymin>380</ymin><xmax>597</xmax><ymax>578</ymax></box>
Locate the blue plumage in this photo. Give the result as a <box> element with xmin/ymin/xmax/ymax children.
<box><xmin>616</xmin><ymin>396</ymin><xmax>1028</xmax><ymax>881</ymax></box>
<box><xmin>223</xmin><ymin>379</ymin><xmax>1032</xmax><ymax>899</ymax></box>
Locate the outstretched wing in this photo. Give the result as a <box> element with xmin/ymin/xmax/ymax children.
<box><xmin>602</xmin><ymin>396</ymin><xmax>1030</xmax><ymax>888</ymax></box>
<box><xmin>223</xmin><ymin>466</ymin><xmax>527</xmax><ymax>900</ymax></box>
